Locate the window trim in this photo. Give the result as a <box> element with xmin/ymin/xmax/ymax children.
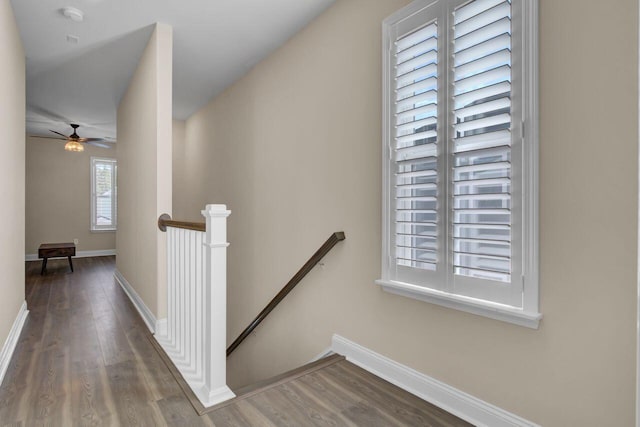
<box><xmin>90</xmin><ymin>156</ymin><xmax>117</xmax><ymax>232</ymax></box>
<box><xmin>377</xmin><ymin>0</ymin><xmax>540</xmax><ymax>329</ymax></box>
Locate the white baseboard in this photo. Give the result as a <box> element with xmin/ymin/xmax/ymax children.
<box><xmin>25</xmin><ymin>249</ymin><xmax>116</xmax><ymax>261</ymax></box>
<box><xmin>114</xmin><ymin>269</ymin><xmax>157</xmax><ymax>334</ymax></box>
<box><xmin>0</xmin><ymin>301</ymin><xmax>29</xmax><ymax>387</ymax></box>
<box><xmin>330</xmin><ymin>334</ymin><xmax>539</xmax><ymax>427</ymax></box>
<box><xmin>192</xmin><ymin>383</ymin><xmax>236</xmax><ymax>408</ymax></box>
<box><xmin>156</xmin><ymin>318</ymin><xmax>167</xmax><ymax>337</ymax></box>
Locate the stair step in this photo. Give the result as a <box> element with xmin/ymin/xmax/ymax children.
<box><xmin>149</xmin><ymin>331</ymin><xmax>345</xmax><ymax>416</ymax></box>
<box><xmin>204</xmin><ymin>353</ymin><xmax>345</xmax><ymax>414</ymax></box>
<box><xmin>233</xmin><ymin>353</ymin><xmax>345</xmax><ymax>398</ymax></box>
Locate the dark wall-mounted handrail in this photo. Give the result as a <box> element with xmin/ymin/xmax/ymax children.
<box><xmin>158</xmin><ymin>213</ymin><xmax>206</xmax><ymax>232</ymax></box>
<box><xmin>227</xmin><ymin>231</ymin><xmax>346</xmax><ymax>357</ymax></box>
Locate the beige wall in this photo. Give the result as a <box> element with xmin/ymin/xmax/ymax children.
<box><xmin>173</xmin><ymin>117</ymin><xmax>213</xmax><ymax>221</ymax></box>
<box><xmin>0</xmin><ymin>0</ymin><xmax>25</xmax><ymax>356</ymax></box>
<box><xmin>172</xmin><ymin>119</ymin><xmax>192</xmax><ymax>218</ymax></box>
<box><xmin>25</xmin><ymin>136</ymin><xmax>116</xmax><ymax>254</ymax></box>
<box><xmin>117</xmin><ymin>22</ymin><xmax>172</xmax><ymax>319</ymax></box>
<box><xmin>175</xmin><ymin>0</ymin><xmax>638</xmax><ymax>425</ymax></box>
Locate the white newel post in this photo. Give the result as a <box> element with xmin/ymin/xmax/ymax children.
<box><xmin>201</xmin><ymin>204</ymin><xmax>235</xmax><ymax>405</ymax></box>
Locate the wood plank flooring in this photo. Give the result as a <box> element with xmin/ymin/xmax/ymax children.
<box><xmin>0</xmin><ymin>256</ymin><xmax>472</xmax><ymax>426</ymax></box>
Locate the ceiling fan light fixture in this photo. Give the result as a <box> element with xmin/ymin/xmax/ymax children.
<box><xmin>64</xmin><ymin>140</ymin><xmax>84</xmax><ymax>152</ymax></box>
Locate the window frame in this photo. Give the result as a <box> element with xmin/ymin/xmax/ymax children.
<box><xmin>90</xmin><ymin>157</ymin><xmax>117</xmax><ymax>232</ymax></box>
<box><xmin>376</xmin><ymin>0</ymin><xmax>540</xmax><ymax>328</ymax></box>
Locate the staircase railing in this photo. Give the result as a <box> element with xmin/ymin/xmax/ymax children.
<box><xmin>155</xmin><ymin>205</ymin><xmax>234</xmax><ymax>408</ymax></box>
<box><xmin>227</xmin><ymin>231</ymin><xmax>346</xmax><ymax>356</ymax></box>
<box><xmin>155</xmin><ymin>209</ymin><xmax>345</xmax><ymax>406</ymax></box>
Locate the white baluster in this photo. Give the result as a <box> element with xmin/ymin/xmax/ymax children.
<box><xmin>185</xmin><ymin>230</ymin><xmax>193</xmax><ymax>368</ymax></box>
<box><xmin>168</xmin><ymin>227</ymin><xmax>175</xmax><ymax>343</ymax></box>
<box><xmin>158</xmin><ymin>205</ymin><xmax>234</xmax><ymax>407</ymax></box>
<box><xmin>170</xmin><ymin>227</ymin><xmax>178</xmax><ymax>349</ymax></box>
<box><xmin>180</xmin><ymin>228</ymin><xmax>187</xmax><ymax>361</ymax></box>
<box><xmin>195</xmin><ymin>231</ymin><xmax>204</xmax><ymax>379</ymax></box>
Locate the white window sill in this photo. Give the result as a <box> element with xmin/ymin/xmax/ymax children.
<box><xmin>91</xmin><ymin>229</ymin><xmax>116</xmax><ymax>233</ymax></box>
<box><xmin>375</xmin><ymin>279</ymin><xmax>542</xmax><ymax>329</ymax></box>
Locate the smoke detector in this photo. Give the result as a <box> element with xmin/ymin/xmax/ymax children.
<box><xmin>61</xmin><ymin>7</ymin><xmax>84</xmax><ymax>22</ymax></box>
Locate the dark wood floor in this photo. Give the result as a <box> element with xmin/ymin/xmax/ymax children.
<box><xmin>0</xmin><ymin>256</ymin><xmax>472</xmax><ymax>426</ymax></box>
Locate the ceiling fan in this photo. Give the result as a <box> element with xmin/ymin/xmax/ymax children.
<box><xmin>32</xmin><ymin>124</ymin><xmax>114</xmax><ymax>152</ymax></box>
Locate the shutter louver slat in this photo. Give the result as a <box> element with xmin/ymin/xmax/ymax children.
<box><xmin>455</xmin><ymin>0</ymin><xmax>505</xmax><ymax>22</ymax></box>
<box><xmin>454</xmin><ymin>238</ymin><xmax>510</xmax><ymax>257</ymax></box>
<box><xmin>452</xmin><ymin>0</ymin><xmax>512</xmax><ymax>283</ymax></box>
<box><xmin>454</xmin><ymin>130</ymin><xmax>511</xmax><ymax>153</ymax></box>
<box><xmin>397</xmin><ymin>49</ymin><xmax>438</xmax><ymax>77</ymax></box>
<box><xmin>455</xmin><ymin>145</ymin><xmax>510</xmax><ymax>164</ymax></box>
<box><xmin>455</xmin><ymin>97</ymin><xmax>510</xmax><ymax>119</ymax></box>
<box><xmin>396</xmin><ymin>64</ymin><xmax>437</xmax><ymax>89</ymax></box>
<box><xmin>396</xmin><ymin>196</ymin><xmax>437</xmax><ymax>201</ymax></box>
<box><xmin>397</xmin><ymin>222</ymin><xmax>438</xmax><ymax>227</ymax></box>
<box><xmin>396</xmin><ymin>90</ymin><xmax>437</xmax><ymax>112</ymax></box>
<box><xmin>454</xmin><ymin>224</ymin><xmax>511</xmax><ymax>243</ymax></box>
<box><xmin>454</xmin><ymin>161</ymin><xmax>510</xmax><ymax>174</ymax></box>
<box><xmin>454</xmin><ymin>1</ymin><xmax>511</xmax><ymax>39</ymax></box>
<box><xmin>397</xmin><ymin>77</ymin><xmax>438</xmax><ymax>102</ymax></box>
<box><xmin>396</xmin><ymin>130</ymin><xmax>438</xmax><ymax>146</ymax></box>
<box><xmin>393</xmin><ymin>20</ymin><xmax>439</xmax><ymax>272</ymax></box>
<box><xmin>396</xmin><ymin>157</ymin><xmax>436</xmax><ymax>173</ymax></box>
<box><xmin>398</xmin><ymin>259</ymin><xmax>437</xmax><ymax>271</ymax></box>
<box><xmin>396</xmin><ymin>116</ymin><xmax>437</xmax><ymax>134</ymax></box>
<box><xmin>400</xmin><ymin>248</ymin><xmax>438</xmax><ymax>262</ymax></box>
<box><xmin>454</xmin><ymin>113</ymin><xmax>511</xmax><ymax>133</ymax></box>
<box><xmin>454</xmin><ymin>49</ymin><xmax>511</xmax><ymax>81</ymax></box>
<box><xmin>396</xmin><ymin>103</ymin><xmax>437</xmax><ymax>122</ymax></box>
<box><xmin>454</xmin><ymin>33</ymin><xmax>511</xmax><ymax>66</ymax></box>
<box><xmin>397</xmin><ymin>37</ymin><xmax>438</xmax><ymax>64</ymax></box>
<box><xmin>396</xmin><ymin>142</ymin><xmax>437</xmax><ymax>161</ymax></box>
<box><xmin>454</xmin><ymin>65</ymin><xmax>511</xmax><ymax>95</ymax></box>
<box><xmin>454</xmin><ymin>81</ymin><xmax>511</xmax><ymax>109</ymax></box>
<box><xmin>454</xmin><ymin>17</ymin><xmax>511</xmax><ymax>53</ymax></box>
<box><xmin>397</xmin><ymin>182</ymin><xmax>438</xmax><ymax>191</ymax></box>
<box><xmin>396</xmin><ymin>22</ymin><xmax>437</xmax><ymax>52</ymax></box>
<box><xmin>454</xmin><ymin>193</ymin><xmax>510</xmax><ymax>201</ymax></box>
<box><xmin>397</xmin><ymin>169</ymin><xmax>438</xmax><ymax>179</ymax></box>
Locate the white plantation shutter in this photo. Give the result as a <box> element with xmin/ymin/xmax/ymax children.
<box><xmin>393</xmin><ymin>21</ymin><xmax>440</xmax><ymax>276</ymax></box>
<box><xmin>381</xmin><ymin>0</ymin><xmax>538</xmax><ymax>320</ymax></box>
<box><xmin>451</xmin><ymin>0</ymin><xmax>517</xmax><ymax>305</ymax></box>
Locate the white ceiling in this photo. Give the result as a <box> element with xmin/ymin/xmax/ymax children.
<box><xmin>11</xmin><ymin>0</ymin><xmax>335</xmax><ymax>140</ymax></box>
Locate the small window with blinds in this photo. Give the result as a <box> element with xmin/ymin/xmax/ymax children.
<box><xmin>379</xmin><ymin>0</ymin><xmax>540</xmax><ymax>328</ymax></box>
<box><xmin>91</xmin><ymin>157</ymin><xmax>117</xmax><ymax>232</ymax></box>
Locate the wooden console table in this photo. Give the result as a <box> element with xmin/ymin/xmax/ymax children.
<box><xmin>38</xmin><ymin>242</ymin><xmax>76</xmax><ymax>275</ymax></box>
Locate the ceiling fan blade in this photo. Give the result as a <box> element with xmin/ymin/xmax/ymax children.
<box><xmin>49</xmin><ymin>130</ymin><xmax>69</xmax><ymax>138</ymax></box>
<box><xmin>86</xmin><ymin>141</ymin><xmax>112</xmax><ymax>149</ymax></box>
<box><xmin>85</xmin><ymin>137</ymin><xmax>114</xmax><ymax>143</ymax></box>
<box><xmin>30</xmin><ymin>135</ymin><xmax>66</xmax><ymax>141</ymax></box>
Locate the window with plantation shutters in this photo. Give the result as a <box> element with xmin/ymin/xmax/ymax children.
<box><xmin>91</xmin><ymin>157</ymin><xmax>117</xmax><ymax>232</ymax></box>
<box><xmin>379</xmin><ymin>0</ymin><xmax>540</xmax><ymax>328</ymax></box>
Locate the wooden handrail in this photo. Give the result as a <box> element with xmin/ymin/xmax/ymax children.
<box><xmin>158</xmin><ymin>213</ymin><xmax>206</xmax><ymax>232</ymax></box>
<box><xmin>227</xmin><ymin>231</ymin><xmax>346</xmax><ymax>357</ymax></box>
